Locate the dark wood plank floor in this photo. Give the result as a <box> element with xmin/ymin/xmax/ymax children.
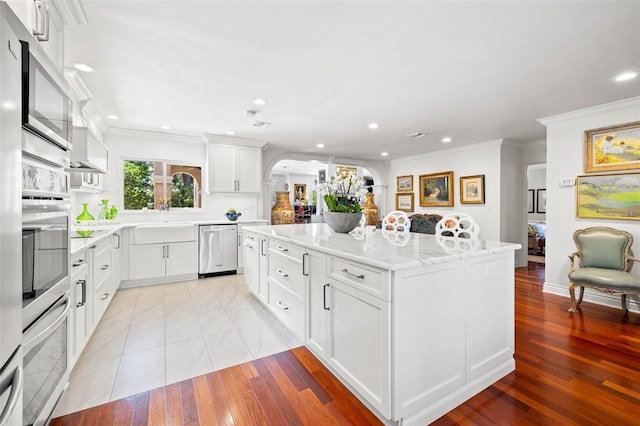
<box><xmin>52</xmin><ymin>262</ymin><xmax>640</xmax><ymax>425</ymax></box>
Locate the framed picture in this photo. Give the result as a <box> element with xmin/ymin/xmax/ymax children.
<box><xmin>536</xmin><ymin>189</ymin><xmax>546</xmax><ymax>213</ymax></box>
<box><xmin>395</xmin><ymin>193</ymin><xmax>414</xmax><ymax>212</ymax></box>
<box><xmin>459</xmin><ymin>174</ymin><xmax>485</xmax><ymax>204</ymax></box>
<box><xmin>396</xmin><ymin>175</ymin><xmax>413</xmax><ymax>192</ymax></box>
<box><xmin>584</xmin><ymin>121</ymin><xmax>640</xmax><ymax>173</ymax></box>
<box><xmin>336</xmin><ymin>166</ymin><xmax>357</xmax><ymax>177</ymax></box>
<box><xmin>577</xmin><ymin>173</ymin><xmax>640</xmax><ymax>220</ymax></box>
<box><xmin>294</xmin><ymin>183</ymin><xmax>306</xmax><ymax>202</ymax></box>
<box><xmin>318</xmin><ymin>169</ymin><xmax>326</xmax><ymax>184</ymax></box>
<box><xmin>419</xmin><ymin>171</ymin><xmax>454</xmax><ymax>207</ymax></box>
<box><xmin>527</xmin><ymin>189</ymin><xmax>535</xmax><ymax>213</ymax></box>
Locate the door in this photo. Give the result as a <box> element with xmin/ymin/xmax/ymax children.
<box><xmin>129</xmin><ymin>244</ymin><xmax>164</xmax><ymax>280</ymax></box>
<box><xmin>236</xmin><ymin>146</ymin><xmax>261</xmax><ymax>192</ymax></box>
<box><xmin>207</xmin><ymin>144</ymin><xmax>236</xmax><ymax>192</ymax></box>
<box><xmin>165</xmin><ymin>242</ymin><xmax>198</xmax><ymax>276</ymax></box>
<box><xmin>305</xmin><ymin>250</ymin><xmax>328</xmax><ymax>358</ymax></box>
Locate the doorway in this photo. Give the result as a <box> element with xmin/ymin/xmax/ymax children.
<box><xmin>527</xmin><ymin>163</ymin><xmax>546</xmax><ymax>264</ymax></box>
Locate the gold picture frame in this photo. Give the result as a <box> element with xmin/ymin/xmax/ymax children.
<box><xmin>395</xmin><ymin>193</ymin><xmax>414</xmax><ymax>212</ymax></box>
<box><xmin>336</xmin><ymin>166</ymin><xmax>357</xmax><ymax>177</ymax></box>
<box><xmin>584</xmin><ymin>121</ymin><xmax>640</xmax><ymax>173</ymax></box>
<box><xmin>419</xmin><ymin>171</ymin><xmax>454</xmax><ymax>207</ymax></box>
<box><xmin>396</xmin><ymin>175</ymin><xmax>413</xmax><ymax>192</ymax></box>
<box><xmin>293</xmin><ymin>183</ymin><xmax>306</xmax><ymax>202</ymax></box>
<box><xmin>459</xmin><ymin>174</ymin><xmax>485</xmax><ymax>204</ymax></box>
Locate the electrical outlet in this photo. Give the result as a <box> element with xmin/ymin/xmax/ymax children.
<box><xmin>560</xmin><ymin>178</ymin><xmax>575</xmax><ymax>186</ymax></box>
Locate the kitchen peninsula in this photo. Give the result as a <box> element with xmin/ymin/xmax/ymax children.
<box><xmin>243</xmin><ymin>223</ymin><xmax>520</xmax><ymax>425</ymax></box>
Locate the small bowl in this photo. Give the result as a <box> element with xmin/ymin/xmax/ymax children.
<box><xmin>225</xmin><ymin>212</ymin><xmax>241</xmax><ymax>221</ymax></box>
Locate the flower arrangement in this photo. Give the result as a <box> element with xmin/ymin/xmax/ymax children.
<box><xmin>322</xmin><ymin>172</ymin><xmax>367</xmax><ymax>213</ymax></box>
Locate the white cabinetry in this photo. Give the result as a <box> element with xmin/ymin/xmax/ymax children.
<box><xmin>91</xmin><ymin>236</ymin><xmax>114</xmax><ymax>326</ymax></box>
<box><xmin>237</xmin><ymin>222</ymin><xmax>265</xmax><ymax>271</ymax></box>
<box><xmin>244</xmin><ymin>231</ymin><xmax>267</xmax><ymax>301</ymax></box>
<box><xmin>70</xmin><ymin>249</ymin><xmax>89</xmax><ymax>368</ymax></box>
<box><xmin>127</xmin><ymin>225</ymin><xmax>197</xmax><ymax>284</ymax></box>
<box><xmin>207</xmin><ymin>143</ymin><xmax>261</xmax><ymax>193</ymax></box>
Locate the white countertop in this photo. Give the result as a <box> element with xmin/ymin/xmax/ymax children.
<box><xmin>244</xmin><ymin>223</ymin><xmax>521</xmax><ymax>271</ymax></box>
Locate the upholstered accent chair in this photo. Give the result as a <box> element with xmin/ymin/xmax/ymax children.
<box><xmin>409</xmin><ymin>214</ymin><xmax>443</xmax><ymax>234</ymax></box>
<box><xmin>568</xmin><ymin>227</ymin><xmax>640</xmax><ymax>314</ymax></box>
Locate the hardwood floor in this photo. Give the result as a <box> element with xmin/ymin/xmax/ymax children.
<box><xmin>52</xmin><ymin>262</ymin><xmax>640</xmax><ymax>425</ymax></box>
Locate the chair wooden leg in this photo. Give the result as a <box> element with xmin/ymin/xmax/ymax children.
<box><xmin>578</xmin><ymin>286</ymin><xmax>585</xmax><ymax>304</ymax></box>
<box><xmin>568</xmin><ymin>282</ymin><xmax>578</xmax><ymax>313</ymax></box>
<box><xmin>621</xmin><ymin>294</ymin><xmax>629</xmax><ymax>314</ymax></box>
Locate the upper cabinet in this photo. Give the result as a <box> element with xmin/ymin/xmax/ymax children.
<box><xmin>6</xmin><ymin>0</ymin><xmax>86</xmax><ymax>71</ymax></box>
<box><xmin>71</xmin><ymin>126</ymin><xmax>108</xmax><ymax>173</ymax></box>
<box><xmin>205</xmin><ymin>135</ymin><xmax>267</xmax><ymax>194</ymax></box>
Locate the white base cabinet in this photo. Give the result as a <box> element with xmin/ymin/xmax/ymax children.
<box><xmin>129</xmin><ymin>242</ymin><xmax>197</xmax><ymax>281</ymax></box>
<box><xmin>244</xmin><ymin>231</ymin><xmax>267</xmax><ymax>301</ymax></box>
<box><xmin>245</xmin><ymin>231</ymin><xmax>516</xmax><ymax>426</ymax></box>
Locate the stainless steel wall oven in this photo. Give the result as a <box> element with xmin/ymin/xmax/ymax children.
<box><xmin>21</xmin><ymin>124</ymin><xmax>71</xmax><ymax>426</ymax></box>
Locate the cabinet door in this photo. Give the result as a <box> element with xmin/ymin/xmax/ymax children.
<box><xmin>327</xmin><ymin>279</ymin><xmax>391</xmax><ymax>418</ymax></box>
<box><xmin>237</xmin><ymin>230</ymin><xmax>244</xmax><ymax>270</ymax></box>
<box><xmin>165</xmin><ymin>241</ymin><xmax>198</xmax><ymax>277</ymax></box>
<box><xmin>258</xmin><ymin>237</ymin><xmax>268</xmax><ymax>302</ymax></box>
<box><xmin>112</xmin><ymin>232</ymin><xmax>122</xmax><ymax>288</ymax></box>
<box><xmin>305</xmin><ymin>250</ymin><xmax>327</xmax><ymax>358</ymax></box>
<box><xmin>71</xmin><ymin>266</ymin><xmax>89</xmax><ymax>366</ymax></box>
<box><xmin>236</xmin><ymin>146</ymin><xmax>261</xmax><ymax>193</ymax></box>
<box><xmin>207</xmin><ymin>144</ymin><xmax>237</xmax><ymax>192</ymax></box>
<box><xmin>129</xmin><ymin>244</ymin><xmax>165</xmax><ymax>280</ymax></box>
<box><xmin>244</xmin><ymin>232</ymin><xmax>260</xmax><ymax>296</ymax></box>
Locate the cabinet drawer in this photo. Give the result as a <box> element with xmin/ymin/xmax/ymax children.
<box><xmin>327</xmin><ymin>256</ymin><xmax>390</xmax><ymax>301</ymax></box>
<box><xmin>93</xmin><ymin>242</ymin><xmax>112</xmax><ymax>287</ymax></box>
<box><xmin>93</xmin><ymin>285</ymin><xmax>113</xmax><ymax>324</ymax></box>
<box><xmin>268</xmin><ymin>279</ymin><xmax>304</xmax><ymax>338</ymax></box>
<box><xmin>71</xmin><ymin>250</ymin><xmax>88</xmax><ymax>271</ymax></box>
<box><xmin>267</xmin><ymin>238</ymin><xmax>304</xmax><ymax>264</ymax></box>
<box><xmin>268</xmin><ymin>255</ymin><xmax>304</xmax><ymax>299</ymax></box>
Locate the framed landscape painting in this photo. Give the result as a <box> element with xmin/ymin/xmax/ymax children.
<box><xmin>584</xmin><ymin>121</ymin><xmax>640</xmax><ymax>172</ymax></box>
<box><xmin>577</xmin><ymin>173</ymin><xmax>640</xmax><ymax>220</ymax></box>
<box><xmin>419</xmin><ymin>171</ymin><xmax>454</xmax><ymax>207</ymax></box>
<box><xmin>395</xmin><ymin>193</ymin><xmax>414</xmax><ymax>212</ymax></box>
<box><xmin>459</xmin><ymin>174</ymin><xmax>485</xmax><ymax>204</ymax></box>
<box><xmin>397</xmin><ymin>175</ymin><xmax>413</xmax><ymax>192</ymax></box>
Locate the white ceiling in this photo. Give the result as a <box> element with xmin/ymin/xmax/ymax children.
<box><xmin>65</xmin><ymin>1</ymin><xmax>640</xmax><ymax>161</ymax></box>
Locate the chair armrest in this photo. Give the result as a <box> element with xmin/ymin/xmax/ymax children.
<box><xmin>568</xmin><ymin>251</ymin><xmax>580</xmax><ymax>273</ymax></box>
<box><xmin>627</xmin><ymin>255</ymin><xmax>640</xmax><ymax>263</ymax></box>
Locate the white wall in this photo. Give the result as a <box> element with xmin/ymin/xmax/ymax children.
<box><xmin>540</xmin><ymin>96</ymin><xmax>640</xmax><ymax>313</ymax></box>
<box><xmin>387</xmin><ymin>140</ymin><xmax>505</xmax><ymax>242</ymax></box>
<box><xmin>71</xmin><ymin>129</ymin><xmax>261</xmax><ymax>222</ymax></box>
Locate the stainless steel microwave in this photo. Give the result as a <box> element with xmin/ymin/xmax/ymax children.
<box><xmin>20</xmin><ymin>40</ymin><xmax>72</xmax><ymax>151</ymax></box>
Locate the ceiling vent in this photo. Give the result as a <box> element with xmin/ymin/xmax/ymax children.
<box><xmin>407</xmin><ymin>132</ymin><xmax>427</xmax><ymax>139</ymax></box>
<box><xmin>252</xmin><ymin>121</ymin><xmax>271</xmax><ymax>128</ymax></box>
<box><xmin>245</xmin><ymin>109</ymin><xmax>260</xmax><ymax>117</ymax></box>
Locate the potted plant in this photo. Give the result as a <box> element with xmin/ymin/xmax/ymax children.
<box><xmin>322</xmin><ymin>172</ymin><xmax>366</xmax><ymax>232</ymax></box>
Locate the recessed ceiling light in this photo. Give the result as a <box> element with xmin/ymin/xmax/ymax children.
<box><xmin>161</xmin><ymin>125</ymin><xmax>171</xmax><ymax>130</ymax></box>
<box><xmin>226</xmin><ymin>131</ymin><xmax>236</xmax><ymax>135</ymax></box>
<box><xmin>381</xmin><ymin>152</ymin><xmax>389</xmax><ymax>157</ymax></box>
<box><xmin>74</xmin><ymin>63</ymin><xmax>94</xmax><ymax>72</ymax></box>
<box><xmin>442</xmin><ymin>137</ymin><xmax>452</xmax><ymax>143</ymax></box>
<box><xmin>614</xmin><ymin>71</ymin><xmax>638</xmax><ymax>82</ymax></box>
<box><xmin>368</xmin><ymin>123</ymin><xmax>380</xmax><ymax>130</ymax></box>
<box><xmin>253</xmin><ymin>98</ymin><xmax>267</xmax><ymax>105</ymax></box>
<box><xmin>252</xmin><ymin>121</ymin><xmax>271</xmax><ymax>128</ymax></box>
<box><xmin>316</xmin><ymin>143</ymin><xmax>325</xmax><ymax>148</ymax></box>
<box><xmin>311</xmin><ymin>160</ymin><xmax>320</xmax><ymax>163</ymax></box>
<box><xmin>106</xmin><ymin>114</ymin><xmax>119</xmax><ymax>120</ymax></box>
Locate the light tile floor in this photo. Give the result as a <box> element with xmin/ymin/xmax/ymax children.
<box><xmin>54</xmin><ymin>273</ymin><xmax>302</xmax><ymax>416</ymax></box>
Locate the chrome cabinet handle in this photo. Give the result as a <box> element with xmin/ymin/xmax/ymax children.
<box><xmin>302</xmin><ymin>253</ymin><xmax>309</xmax><ymax>276</ymax></box>
<box><xmin>0</xmin><ymin>364</ymin><xmax>23</xmax><ymax>426</ymax></box>
<box><xmin>277</xmin><ymin>270</ymin><xmax>288</xmax><ymax>278</ymax></box>
<box><xmin>323</xmin><ymin>284</ymin><xmax>330</xmax><ymax>310</ymax></box>
<box><xmin>277</xmin><ymin>301</ymin><xmax>289</xmax><ymax>311</ymax></box>
<box><xmin>277</xmin><ymin>246</ymin><xmax>288</xmax><ymax>252</ymax></box>
<box><xmin>76</xmin><ymin>279</ymin><xmax>86</xmax><ymax>307</ymax></box>
<box><xmin>36</xmin><ymin>2</ymin><xmax>50</xmax><ymax>41</ymax></box>
<box><xmin>260</xmin><ymin>239</ymin><xmax>266</xmax><ymax>256</ymax></box>
<box><xmin>101</xmin><ymin>265</ymin><xmax>109</xmax><ymax>270</ymax></box>
<box><xmin>114</xmin><ymin>233</ymin><xmax>121</xmax><ymax>249</ymax></box>
<box><xmin>342</xmin><ymin>268</ymin><xmax>364</xmax><ymax>280</ymax></box>
<box><xmin>166</xmin><ymin>245</ymin><xmax>170</xmax><ymax>258</ymax></box>
<box><xmin>101</xmin><ymin>293</ymin><xmax>109</xmax><ymax>300</ymax></box>
<box><xmin>72</xmin><ymin>259</ymin><xmax>85</xmax><ymax>267</ymax></box>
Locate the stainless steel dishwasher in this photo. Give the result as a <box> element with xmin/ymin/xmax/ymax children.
<box><xmin>198</xmin><ymin>224</ymin><xmax>238</xmax><ymax>277</ymax></box>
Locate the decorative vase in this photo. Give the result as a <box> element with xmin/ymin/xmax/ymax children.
<box><xmin>75</xmin><ymin>203</ymin><xmax>94</xmax><ymax>223</ymax></box>
<box><xmin>98</xmin><ymin>199</ymin><xmax>110</xmax><ymax>220</ymax></box>
<box><xmin>323</xmin><ymin>211</ymin><xmax>363</xmax><ymax>233</ymax></box>
<box><xmin>362</xmin><ymin>192</ymin><xmax>378</xmax><ymax>226</ymax></box>
<box><xmin>271</xmin><ymin>191</ymin><xmax>295</xmax><ymax>225</ymax></box>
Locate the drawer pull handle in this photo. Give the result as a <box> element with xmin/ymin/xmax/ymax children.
<box><xmin>342</xmin><ymin>268</ymin><xmax>364</xmax><ymax>280</ymax></box>
<box><xmin>302</xmin><ymin>253</ymin><xmax>309</xmax><ymax>276</ymax></box>
<box><xmin>323</xmin><ymin>284</ymin><xmax>330</xmax><ymax>310</ymax></box>
<box><xmin>277</xmin><ymin>246</ymin><xmax>288</xmax><ymax>252</ymax></box>
<box><xmin>72</xmin><ymin>259</ymin><xmax>85</xmax><ymax>267</ymax></box>
<box><xmin>101</xmin><ymin>293</ymin><xmax>109</xmax><ymax>300</ymax></box>
<box><xmin>277</xmin><ymin>270</ymin><xmax>288</xmax><ymax>278</ymax></box>
<box><xmin>101</xmin><ymin>265</ymin><xmax>109</xmax><ymax>270</ymax></box>
<box><xmin>277</xmin><ymin>301</ymin><xmax>289</xmax><ymax>310</ymax></box>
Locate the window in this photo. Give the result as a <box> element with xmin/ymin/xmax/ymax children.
<box><xmin>123</xmin><ymin>160</ymin><xmax>201</xmax><ymax>210</ymax></box>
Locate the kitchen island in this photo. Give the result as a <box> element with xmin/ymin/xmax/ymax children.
<box><xmin>243</xmin><ymin>223</ymin><xmax>520</xmax><ymax>425</ymax></box>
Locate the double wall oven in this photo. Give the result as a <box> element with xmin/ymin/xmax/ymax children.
<box><xmin>20</xmin><ymin>38</ymin><xmax>72</xmax><ymax>426</ymax></box>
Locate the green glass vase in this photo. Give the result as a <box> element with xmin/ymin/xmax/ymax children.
<box><xmin>76</xmin><ymin>203</ymin><xmax>94</xmax><ymax>222</ymax></box>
